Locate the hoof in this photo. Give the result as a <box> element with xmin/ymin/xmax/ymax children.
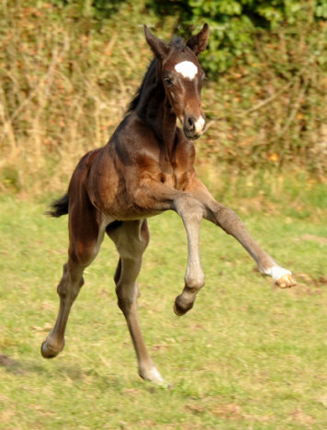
<box><xmin>173</xmin><ymin>297</ymin><xmax>193</xmax><ymax>316</ymax></box>
<box><xmin>276</xmin><ymin>273</ymin><xmax>297</xmax><ymax>289</ymax></box>
<box><xmin>173</xmin><ymin>303</ymin><xmax>184</xmax><ymax>316</ymax></box>
<box><xmin>41</xmin><ymin>340</ymin><xmax>63</xmax><ymax>359</ymax></box>
<box><xmin>139</xmin><ymin>366</ymin><xmax>170</xmax><ymax>387</ymax></box>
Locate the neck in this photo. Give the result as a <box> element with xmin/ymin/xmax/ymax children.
<box><xmin>135</xmin><ymin>60</ymin><xmax>177</xmax><ymax>153</ymax></box>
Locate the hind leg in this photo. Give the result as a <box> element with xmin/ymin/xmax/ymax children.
<box><xmin>41</xmin><ymin>261</ymin><xmax>84</xmax><ymax>358</ymax></box>
<box><xmin>41</xmin><ymin>200</ymin><xmax>105</xmax><ymax>358</ymax></box>
<box><xmin>107</xmin><ymin>219</ymin><xmax>166</xmax><ymax>385</ymax></box>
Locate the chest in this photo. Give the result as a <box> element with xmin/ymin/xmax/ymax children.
<box><xmin>137</xmin><ymin>140</ymin><xmax>196</xmax><ymax>190</ymax></box>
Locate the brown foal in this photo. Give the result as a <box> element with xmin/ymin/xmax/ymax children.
<box><xmin>41</xmin><ymin>24</ymin><xmax>296</xmax><ymax>384</ymax></box>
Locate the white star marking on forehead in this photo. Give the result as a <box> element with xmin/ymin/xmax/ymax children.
<box><xmin>174</xmin><ymin>61</ymin><xmax>198</xmax><ymax>80</ymax></box>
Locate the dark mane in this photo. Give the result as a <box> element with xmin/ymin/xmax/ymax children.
<box><xmin>126</xmin><ymin>58</ymin><xmax>158</xmax><ymax>114</ymax></box>
<box><xmin>126</xmin><ymin>37</ymin><xmax>186</xmax><ymax>114</ymax></box>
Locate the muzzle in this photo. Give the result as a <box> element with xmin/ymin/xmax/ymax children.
<box><xmin>183</xmin><ymin>114</ymin><xmax>206</xmax><ymax>140</ymax></box>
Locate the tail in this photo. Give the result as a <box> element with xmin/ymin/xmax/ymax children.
<box><xmin>46</xmin><ymin>193</ymin><xmax>69</xmax><ymax>217</ymax></box>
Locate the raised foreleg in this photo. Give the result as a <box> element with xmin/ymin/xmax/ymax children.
<box><xmin>172</xmin><ymin>194</ymin><xmax>205</xmax><ymax>315</ymax></box>
<box><xmin>188</xmin><ymin>177</ymin><xmax>296</xmax><ymax>288</ymax></box>
<box><xmin>134</xmin><ymin>183</ymin><xmax>206</xmax><ymax>316</ymax></box>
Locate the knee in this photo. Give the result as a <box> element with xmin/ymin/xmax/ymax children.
<box><xmin>117</xmin><ymin>296</ymin><xmax>133</xmax><ymax>313</ymax></box>
<box><xmin>116</xmin><ymin>291</ymin><xmax>134</xmax><ymax>313</ymax></box>
<box><xmin>57</xmin><ymin>277</ymin><xmax>83</xmax><ymax>300</ymax></box>
<box><xmin>115</xmin><ymin>283</ymin><xmax>138</xmax><ymax>313</ymax></box>
<box><xmin>57</xmin><ymin>265</ymin><xmax>69</xmax><ymax>298</ymax></box>
<box><xmin>57</xmin><ymin>263</ymin><xmax>84</xmax><ymax>300</ymax></box>
<box><xmin>175</xmin><ymin>194</ymin><xmax>204</xmax><ymax>221</ymax></box>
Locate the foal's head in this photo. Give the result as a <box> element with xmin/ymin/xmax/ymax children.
<box><xmin>144</xmin><ymin>24</ymin><xmax>209</xmax><ymax>140</ymax></box>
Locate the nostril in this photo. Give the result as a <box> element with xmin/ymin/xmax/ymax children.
<box><xmin>187</xmin><ymin>116</ymin><xmax>195</xmax><ymax>131</ymax></box>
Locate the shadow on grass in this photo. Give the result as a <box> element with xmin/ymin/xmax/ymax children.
<box><xmin>0</xmin><ymin>353</ymin><xmax>126</xmax><ymax>389</ymax></box>
<box><xmin>0</xmin><ymin>354</ymin><xmax>82</xmax><ymax>379</ymax></box>
<box><xmin>0</xmin><ymin>354</ymin><xmax>46</xmax><ymax>375</ymax></box>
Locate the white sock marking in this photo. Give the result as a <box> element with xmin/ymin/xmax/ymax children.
<box><xmin>174</xmin><ymin>61</ymin><xmax>198</xmax><ymax>80</ymax></box>
<box><xmin>264</xmin><ymin>265</ymin><xmax>292</xmax><ymax>282</ymax></box>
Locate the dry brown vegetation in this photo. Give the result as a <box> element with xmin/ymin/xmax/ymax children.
<box><xmin>1</xmin><ymin>1</ymin><xmax>327</xmax><ymax>196</ymax></box>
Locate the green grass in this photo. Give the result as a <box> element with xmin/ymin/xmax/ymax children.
<box><xmin>0</xmin><ymin>194</ymin><xmax>327</xmax><ymax>429</ymax></box>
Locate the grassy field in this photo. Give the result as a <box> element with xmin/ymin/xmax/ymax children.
<box><xmin>0</xmin><ymin>193</ymin><xmax>327</xmax><ymax>429</ymax></box>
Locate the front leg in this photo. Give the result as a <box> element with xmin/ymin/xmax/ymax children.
<box><xmin>173</xmin><ymin>194</ymin><xmax>205</xmax><ymax>315</ymax></box>
<box><xmin>134</xmin><ymin>183</ymin><xmax>206</xmax><ymax>315</ymax></box>
<box><xmin>188</xmin><ymin>177</ymin><xmax>296</xmax><ymax>288</ymax></box>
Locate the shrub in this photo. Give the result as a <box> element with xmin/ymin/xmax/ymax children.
<box><xmin>1</xmin><ymin>0</ymin><xmax>326</xmax><ymax>196</ymax></box>
<box><xmin>147</xmin><ymin>0</ymin><xmax>327</xmax><ymax>76</ymax></box>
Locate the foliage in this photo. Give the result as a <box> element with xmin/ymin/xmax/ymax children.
<box><xmin>51</xmin><ymin>0</ymin><xmax>126</xmax><ymax>19</ymax></box>
<box><xmin>0</xmin><ymin>0</ymin><xmax>158</xmax><ymax>194</ymax></box>
<box><xmin>198</xmin><ymin>21</ymin><xmax>327</xmax><ymax>176</ymax></box>
<box><xmin>148</xmin><ymin>0</ymin><xmax>327</xmax><ymax>75</ymax></box>
<box><xmin>0</xmin><ymin>0</ymin><xmax>327</xmax><ymax>196</ymax></box>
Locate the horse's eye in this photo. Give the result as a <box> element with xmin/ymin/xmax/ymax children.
<box><xmin>164</xmin><ymin>77</ymin><xmax>173</xmax><ymax>87</ymax></box>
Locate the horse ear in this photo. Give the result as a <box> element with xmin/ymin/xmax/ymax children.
<box><xmin>144</xmin><ymin>25</ymin><xmax>170</xmax><ymax>59</ymax></box>
<box><xmin>186</xmin><ymin>23</ymin><xmax>209</xmax><ymax>56</ymax></box>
